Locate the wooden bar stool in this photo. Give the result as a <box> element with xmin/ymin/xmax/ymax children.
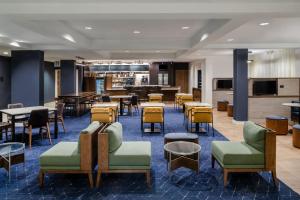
<box><xmin>292</xmin><ymin>125</ymin><xmax>300</xmax><ymax>148</ymax></box>
<box><xmin>266</xmin><ymin>115</ymin><xmax>288</xmax><ymax>135</ymax></box>
<box><xmin>217</xmin><ymin>100</ymin><xmax>229</xmax><ymax>111</ymax></box>
<box><xmin>227</xmin><ymin>104</ymin><xmax>233</xmax><ymax>117</ymax></box>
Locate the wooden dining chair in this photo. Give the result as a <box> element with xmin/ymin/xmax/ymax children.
<box><xmin>49</xmin><ymin>103</ymin><xmax>66</xmax><ymax>133</ymax></box>
<box><xmin>23</xmin><ymin>109</ymin><xmax>52</xmax><ymax>149</ymax></box>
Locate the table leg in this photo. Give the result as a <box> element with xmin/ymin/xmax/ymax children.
<box><xmin>151</xmin><ymin>123</ymin><xmax>154</xmax><ymax>132</ymax></box>
<box><xmin>54</xmin><ymin>110</ymin><xmax>58</xmax><ymax>139</ymax></box>
<box><xmin>11</xmin><ymin>115</ymin><xmax>15</xmax><ymax>141</ymax></box>
<box><xmin>120</xmin><ymin>98</ymin><xmax>124</xmax><ymax>116</ymax></box>
<box><xmin>195</xmin><ymin>123</ymin><xmax>199</xmax><ymax>132</ymax></box>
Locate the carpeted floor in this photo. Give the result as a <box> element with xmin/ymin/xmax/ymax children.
<box><xmin>0</xmin><ymin>107</ymin><xmax>300</xmax><ymax>200</ymax></box>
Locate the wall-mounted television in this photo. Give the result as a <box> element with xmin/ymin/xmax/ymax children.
<box><xmin>253</xmin><ymin>80</ymin><xmax>277</xmax><ymax>96</ymax></box>
<box><xmin>217</xmin><ymin>79</ymin><xmax>233</xmax><ymax>90</ymax></box>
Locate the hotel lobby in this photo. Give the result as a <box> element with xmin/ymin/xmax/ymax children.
<box><xmin>0</xmin><ymin>0</ymin><xmax>300</xmax><ymax>199</ymax></box>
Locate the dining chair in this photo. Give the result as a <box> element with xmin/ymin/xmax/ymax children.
<box><xmin>102</xmin><ymin>95</ymin><xmax>111</xmax><ymax>102</ymax></box>
<box><xmin>23</xmin><ymin>109</ymin><xmax>52</xmax><ymax>149</ymax></box>
<box><xmin>123</xmin><ymin>95</ymin><xmax>139</xmax><ymax>115</ymax></box>
<box><xmin>49</xmin><ymin>103</ymin><xmax>66</xmax><ymax>133</ymax></box>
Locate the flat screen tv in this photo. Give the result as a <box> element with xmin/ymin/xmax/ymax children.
<box><xmin>253</xmin><ymin>80</ymin><xmax>277</xmax><ymax>96</ymax></box>
<box><xmin>217</xmin><ymin>80</ymin><xmax>232</xmax><ymax>89</ymax></box>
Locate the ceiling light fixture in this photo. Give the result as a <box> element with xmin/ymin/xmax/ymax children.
<box><xmin>181</xmin><ymin>26</ymin><xmax>190</xmax><ymax>30</ymax></box>
<box><xmin>62</xmin><ymin>34</ymin><xmax>76</xmax><ymax>43</ymax></box>
<box><xmin>155</xmin><ymin>50</ymin><xmax>161</xmax><ymax>53</ymax></box>
<box><xmin>259</xmin><ymin>22</ymin><xmax>270</xmax><ymax>26</ymax></box>
<box><xmin>200</xmin><ymin>33</ymin><xmax>209</xmax><ymax>42</ymax></box>
<box><xmin>15</xmin><ymin>39</ymin><xmax>28</xmax><ymax>43</ymax></box>
<box><xmin>133</xmin><ymin>30</ymin><xmax>141</xmax><ymax>34</ymax></box>
<box><xmin>85</xmin><ymin>26</ymin><xmax>93</xmax><ymax>30</ymax></box>
<box><xmin>10</xmin><ymin>41</ymin><xmax>20</xmax><ymax>47</ymax></box>
<box><xmin>247</xmin><ymin>60</ymin><xmax>254</xmax><ymax>64</ymax></box>
<box><xmin>227</xmin><ymin>38</ymin><xmax>234</xmax><ymax>42</ymax></box>
<box><xmin>3</xmin><ymin>51</ymin><xmax>9</xmax><ymax>55</ymax></box>
<box><xmin>125</xmin><ymin>50</ymin><xmax>130</xmax><ymax>53</ymax></box>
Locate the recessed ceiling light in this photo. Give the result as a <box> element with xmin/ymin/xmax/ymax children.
<box><xmin>227</xmin><ymin>38</ymin><xmax>234</xmax><ymax>42</ymax></box>
<box><xmin>200</xmin><ymin>33</ymin><xmax>209</xmax><ymax>42</ymax></box>
<box><xmin>133</xmin><ymin>30</ymin><xmax>141</xmax><ymax>34</ymax></box>
<box><xmin>84</xmin><ymin>26</ymin><xmax>93</xmax><ymax>30</ymax></box>
<box><xmin>181</xmin><ymin>26</ymin><xmax>190</xmax><ymax>30</ymax></box>
<box><xmin>3</xmin><ymin>51</ymin><xmax>9</xmax><ymax>55</ymax></box>
<box><xmin>125</xmin><ymin>50</ymin><xmax>130</xmax><ymax>53</ymax></box>
<box><xmin>247</xmin><ymin>60</ymin><xmax>254</xmax><ymax>63</ymax></box>
<box><xmin>62</xmin><ymin>34</ymin><xmax>76</xmax><ymax>43</ymax></box>
<box><xmin>10</xmin><ymin>42</ymin><xmax>20</xmax><ymax>47</ymax></box>
<box><xmin>259</xmin><ymin>22</ymin><xmax>270</xmax><ymax>26</ymax></box>
<box><xmin>15</xmin><ymin>39</ymin><xmax>28</xmax><ymax>43</ymax></box>
<box><xmin>155</xmin><ymin>50</ymin><xmax>161</xmax><ymax>53</ymax></box>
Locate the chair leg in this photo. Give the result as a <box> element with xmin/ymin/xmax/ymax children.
<box><xmin>211</xmin><ymin>155</ymin><xmax>215</xmax><ymax>168</ymax></box>
<box><xmin>60</xmin><ymin>118</ymin><xmax>66</xmax><ymax>133</ymax></box>
<box><xmin>223</xmin><ymin>169</ymin><xmax>229</xmax><ymax>186</ymax></box>
<box><xmin>146</xmin><ymin>170</ymin><xmax>151</xmax><ymax>188</ymax></box>
<box><xmin>29</xmin><ymin>126</ymin><xmax>32</xmax><ymax>149</ymax></box>
<box><xmin>88</xmin><ymin>172</ymin><xmax>94</xmax><ymax>188</ymax></box>
<box><xmin>39</xmin><ymin>170</ymin><xmax>44</xmax><ymax>187</ymax></box>
<box><xmin>96</xmin><ymin>170</ymin><xmax>101</xmax><ymax>187</ymax></box>
<box><xmin>46</xmin><ymin>123</ymin><xmax>52</xmax><ymax>145</ymax></box>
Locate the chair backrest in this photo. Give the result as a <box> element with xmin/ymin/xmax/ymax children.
<box><xmin>190</xmin><ymin>107</ymin><xmax>213</xmax><ymax>123</ymax></box>
<box><xmin>56</xmin><ymin>103</ymin><xmax>65</xmax><ymax>116</ymax></box>
<box><xmin>91</xmin><ymin>107</ymin><xmax>114</xmax><ymax>123</ymax></box>
<box><xmin>131</xmin><ymin>95</ymin><xmax>139</xmax><ymax>105</ymax></box>
<box><xmin>8</xmin><ymin>103</ymin><xmax>24</xmax><ymax>109</ymax></box>
<box><xmin>143</xmin><ymin>107</ymin><xmax>164</xmax><ymax>123</ymax></box>
<box><xmin>291</xmin><ymin>100</ymin><xmax>300</xmax><ymax>112</ymax></box>
<box><xmin>79</xmin><ymin>122</ymin><xmax>107</xmax><ymax>171</ymax></box>
<box><xmin>102</xmin><ymin>95</ymin><xmax>111</xmax><ymax>102</ymax></box>
<box><xmin>149</xmin><ymin>95</ymin><xmax>162</xmax><ymax>102</ymax></box>
<box><xmin>28</xmin><ymin>109</ymin><xmax>49</xmax><ymax>128</ymax></box>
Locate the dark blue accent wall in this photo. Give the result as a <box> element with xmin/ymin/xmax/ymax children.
<box><xmin>61</xmin><ymin>60</ymin><xmax>76</xmax><ymax>95</ymax></box>
<box><xmin>233</xmin><ymin>49</ymin><xmax>248</xmax><ymax>121</ymax></box>
<box><xmin>0</xmin><ymin>56</ymin><xmax>11</xmax><ymax>109</ymax></box>
<box><xmin>11</xmin><ymin>50</ymin><xmax>44</xmax><ymax>106</ymax></box>
<box><xmin>44</xmin><ymin>61</ymin><xmax>55</xmax><ymax>103</ymax></box>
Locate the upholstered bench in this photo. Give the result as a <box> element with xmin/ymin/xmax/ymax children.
<box><xmin>212</xmin><ymin>121</ymin><xmax>277</xmax><ymax>186</ymax></box>
<box><xmin>97</xmin><ymin>122</ymin><xmax>151</xmax><ymax>187</ymax></box>
<box><xmin>39</xmin><ymin>121</ymin><xmax>106</xmax><ymax>188</ymax></box>
<box><xmin>266</xmin><ymin>115</ymin><xmax>288</xmax><ymax>135</ymax></box>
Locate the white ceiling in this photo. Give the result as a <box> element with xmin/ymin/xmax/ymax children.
<box><xmin>0</xmin><ymin>0</ymin><xmax>300</xmax><ymax>61</ymax></box>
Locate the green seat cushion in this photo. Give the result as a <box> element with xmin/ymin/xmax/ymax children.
<box><xmin>105</xmin><ymin>122</ymin><xmax>123</xmax><ymax>153</ymax></box>
<box><xmin>78</xmin><ymin>121</ymin><xmax>101</xmax><ymax>153</ymax></box>
<box><xmin>212</xmin><ymin>141</ymin><xmax>264</xmax><ymax>169</ymax></box>
<box><xmin>109</xmin><ymin>141</ymin><xmax>151</xmax><ymax>169</ymax></box>
<box><xmin>40</xmin><ymin>142</ymin><xmax>80</xmax><ymax>169</ymax></box>
<box><xmin>243</xmin><ymin>121</ymin><xmax>266</xmax><ymax>152</ymax></box>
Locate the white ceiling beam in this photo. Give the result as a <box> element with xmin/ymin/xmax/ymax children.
<box><xmin>206</xmin><ymin>43</ymin><xmax>300</xmax><ymax>49</ymax></box>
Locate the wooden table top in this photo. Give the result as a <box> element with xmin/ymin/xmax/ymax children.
<box><xmin>184</xmin><ymin>102</ymin><xmax>212</xmax><ymax>107</ymax></box>
<box><xmin>0</xmin><ymin>106</ymin><xmax>56</xmax><ymax>116</ymax></box>
<box><xmin>92</xmin><ymin>103</ymin><xmax>119</xmax><ymax>108</ymax></box>
<box><xmin>110</xmin><ymin>95</ymin><xmax>132</xmax><ymax>99</ymax></box>
<box><xmin>148</xmin><ymin>93</ymin><xmax>163</xmax><ymax>96</ymax></box>
<box><xmin>282</xmin><ymin>103</ymin><xmax>300</xmax><ymax>107</ymax></box>
<box><xmin>140</xmin><ymin>102</ymin><xmax>165</xmax><ymax>107</ymax></box>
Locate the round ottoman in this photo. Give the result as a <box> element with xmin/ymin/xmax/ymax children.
<box><xmin>292</xmin><ymin>125</ymin><xmax>300</xmax><ymax>148</ymax></box>
<box><xmin>217</xmin><ymin>100</ymin><xmax>229</xmax><ymax>111</ymax></box>
<box><xmin>164</xmin><ymin>132</ymin><xmax>199</xmax><ymax>159</ymax></box>
<box><xmin>227</xmin><ymin>104</ymin><xmax>233</xmax><ymax>117</ymax></box>
<box><xmin>266</xmin><ymin>115</ymin><xmax>288</xmax><ymax>135</ymax></box>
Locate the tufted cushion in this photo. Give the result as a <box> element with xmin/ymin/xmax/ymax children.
<box><xmin>78</xmin><ymin>121</ymin><xmax>101</xmax><ymax>153</ymax></box>
<box><xmin>105</xmin><ymin>122</ymin><xmax>123</xmax><ymax>153</ymax></box>
<box><xmin>243</xmin><ymin>121</ymin><xmax>266</xmax><ymax>152</ymax></box>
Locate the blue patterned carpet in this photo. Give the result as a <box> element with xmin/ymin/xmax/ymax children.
<box><xmin>1</xmin><ymin>107</ymin><xmax>300</xmax><ymax>200</ymax></box>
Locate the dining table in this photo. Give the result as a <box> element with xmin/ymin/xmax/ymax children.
<box><xmin>282</xmin><ymin>102</ymin><xmax>300</xmax><ymax>123</ymax></box>
<box><xmin>110</xmin><ymin>95</ymin><xmax>132</xmax><ymax>116</ymax></box>
<box><xmin>0</xmin><ymin>106</ymin><xmax>58</xmax><ymax>141</ymax></box>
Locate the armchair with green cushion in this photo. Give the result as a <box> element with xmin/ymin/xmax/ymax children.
<box><xmin>211</xmin><ymin>121</ymin><xmax>277</xmax><ymax>186</ymax></box>
<box><xmin>39</xmin><ymin>121</ymin><xmax>106</xmax><ymax>188</ymax></box>
<box><xmin>96</xmin><ymin>122</ymin><xmax>151</xmax><ymax>187</ymax></box>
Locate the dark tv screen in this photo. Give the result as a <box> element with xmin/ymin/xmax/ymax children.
<box><xmin>217</xmin><ymin>80</ymin><xmax>232</xmax><ymax>89</ymax></box>
<box><xmin>253</xmin><ymin>81</ymin><xmax>277</xmax><ymax>95</ymax></box>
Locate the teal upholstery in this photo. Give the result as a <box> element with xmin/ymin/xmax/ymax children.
<box><xmin>243</xmin><ymin>121</ymin><xmax>266</xmax><ymax>152</ymax></box>
<box><xmin>40</xmin><ymin>142</ymin><xmax>80</xmax><ymax>170</ymax></box>
<box><xmin>105</xmin><ymin>122</ymin><xmax>123</xmax><ymax>153</ymax></box>
<box><xmin>212</xmin><ymin>121</ymin><xmax>266</xmax><ymax>169</ymax></box>
<box><xmin>212</xmin><ymin>141</ymin><xmax>264</xmax><ymax>169</ymax></box>
<box><xmin>109</xmin><ymin>141</ymin><xmax>151</xmax><ymax>170</ymax></box>
<box><xmin>78</xmin><ymin>121</ymin><xmax>101</xmax><ymax>153</ymax></box>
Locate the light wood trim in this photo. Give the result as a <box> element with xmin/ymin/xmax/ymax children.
<box><xmin>98</xmin><ymin>133</ymin><xmax>109</xmax><ymax>171</ymax></box>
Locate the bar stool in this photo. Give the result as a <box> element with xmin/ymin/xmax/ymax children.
<box><xmin>227</xmin><ymin>104</ymin><xmax>233</xmax><ymax>117</ymax></box>
<box><xmin>266</xmin><ymin>115</ymin><xmax>288</xmax><ymax>135</ymax></box>
<box><xmin>217</xmin><ymin>100</ymin><xmax>229</xmax><ymax>111</ymax></box>
<box><xmin>292</xmin><ymin>124</ymin><xmax>300</xmax><ymax>148</ymax></box>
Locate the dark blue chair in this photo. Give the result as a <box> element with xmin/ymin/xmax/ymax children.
<box><xmin>291</xmin><ymin>100</ymin><xmax>300</xmax><ymax>122</ymax></box>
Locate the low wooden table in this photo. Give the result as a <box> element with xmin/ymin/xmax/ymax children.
<box><xmin>164</xmin><ymin>141</ymin><xmax>201</xmax><ymax>174</ymax></box>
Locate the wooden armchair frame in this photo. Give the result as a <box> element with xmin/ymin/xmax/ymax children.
<box><xmin>212</xmin><ymin>124</ymin><xmax>278</xmax><ymax>187</ymax></box>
